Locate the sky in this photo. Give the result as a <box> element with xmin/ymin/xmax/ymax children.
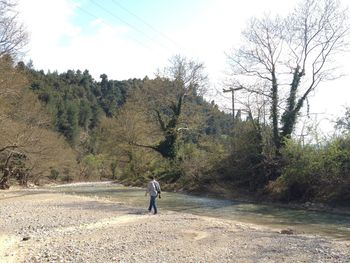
<box><xmin>17</xmin><ymin>0</ymin><xmax>350</xmax><ymax>135</ymax></box>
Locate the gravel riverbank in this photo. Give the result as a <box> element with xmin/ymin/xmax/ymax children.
<box><xmin>0</xmin><ymin>188</ymin><xmax>349</xmax><ymax>263</ymax></box>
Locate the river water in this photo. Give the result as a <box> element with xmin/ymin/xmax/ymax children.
<box><xmin>50</xmin><ymin>182</ymin><xmax>350</xmax><ymax>240</ymax></box>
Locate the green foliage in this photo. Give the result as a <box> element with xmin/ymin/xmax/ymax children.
<box><xmin>204</xmin><ymin>101</ymin><xmax>232</xmax><ymax>137</ymax></box>
<box><xmin>110</xmin><ymin>161</ymin><xmax>118</xmax><ymax>179</ymax></box>
<box><xmin>178</xmin><ymin>137</ymin><xmax>227</xmax><ymax>188</ymax></box>
<box><xmin>78</xmin><ymin>100</ymin><xmax>92</xmax><ymax>130</ymax></box>
<box><xmin>49</xmin><ymin>168</ymin><xmax>59</xmax><ymax>180</ymax></box>
<box><xmin>268</xmin><ymin>137</ymin><xmax>350</xmax><ymax>203</ymax></box>
<box><xmin>336</xmin><ymin>107</ymin><xmax>350</xmax><ymax>134</ymax></box>
<box><xmin>66</xmin><ymin>102</ymin><xmax>79</xmax><ymax>144</ymax></box>
<box><xmin>120</xmin><ymin>149</ymin><xmax>152</xmax><ymax>185</ymax></box>
<box><xmin>25</xmin><ymin>67</ymin><xmax>142</xmax><ymax>145</ymax></box>
<box><xmin>61</xmin><ymin>168</ymin><xmax>73</xmax><ymax>183</ymax></box>
<box><xmin>80</xmin><ymin>154</ymin><xmax>109</xmax><ymax>180</ymax></box>
<box><xmin>211</xmin><ymin>119</ymin><xmax>268</xmax><ymax>191</ymax></box>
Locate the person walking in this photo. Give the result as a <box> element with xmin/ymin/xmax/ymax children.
<box><xmin>145</xmin><ymin>176</ymin><xmax>161</xmax><ymax>214</ymax></box>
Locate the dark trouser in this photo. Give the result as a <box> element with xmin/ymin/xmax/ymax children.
<box><xmin>148</xmin><ymin>195</ymin><xmax>157</xmax><ymax>214</ymax></box>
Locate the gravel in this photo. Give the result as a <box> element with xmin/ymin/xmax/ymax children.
<box><xmin>0</xmin><ymin>188</ymin><xmax>349</xmax><ymax>263</ymax></box>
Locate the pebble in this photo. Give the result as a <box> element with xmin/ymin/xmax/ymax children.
<box><xmin>1</xmin><ymin>189</ymin><xmax>349</xmax><ymax>263</ymax></box>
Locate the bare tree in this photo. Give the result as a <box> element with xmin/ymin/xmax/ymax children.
<box><xmin>228</xmin><ymin>0</ymin><xmax>349</xmax><ymax>153</ymax></box>
<box><xmin>0</xmin><ymin>58</ymin><xmax>78</xmax><ymax>188</ymax></box>
<box><xmin>0</xmin><ymin>0</ymin><xmax>28</xmax><ymax>58</ymax></box>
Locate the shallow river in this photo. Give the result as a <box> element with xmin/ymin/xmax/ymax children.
<box><xmin>50</xmin><ymin>182</ymin><xmax>350</xmax><ymax>240</ymax></box>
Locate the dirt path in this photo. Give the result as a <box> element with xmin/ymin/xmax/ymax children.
<box><xmin>0</xmin><ymin>189</ymin><xmax>349</xmax><ymax>263</ymax></box>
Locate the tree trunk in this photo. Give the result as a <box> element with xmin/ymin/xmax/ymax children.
<box><xmin>281</xmin><ymin>66</ymin><xmax>304</xmax><ymax>141</ymax></box>
<box><xmin>0</xmin><ymin>153</ymin><xmax>13</xmax><ymax>189</ymax></box>
<box><xmin>153</xmin><ymin>94</ymin><xmax>183</xmax><ymax>159</ymax></box>
<box><xmin>0</xmin><ymin>169</ymin><xmax>11</xmax><ymax>189</ymax></box>
<box><xmin>271</xmin><ymin>70</ymin><xmax>280</xmax><ymax>153</ymax></box>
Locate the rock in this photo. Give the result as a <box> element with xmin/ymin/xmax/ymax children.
<box><xmin>280</xmin><ymin>228</ymin><xmax>294</xmax><ymax>235</ymax></box>
<box><xmin>22</xmin><ymin>236</ymin><xmax>31</xmax><ymax>241</ymax></box>
<box><xmin>304</xmin><ymin>202</ymin><xmax>312</xmax><ymax>207</ymax></box>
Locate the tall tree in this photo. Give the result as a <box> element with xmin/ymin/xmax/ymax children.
<box><xmin>123</xmin><ymin>55</ymin><xmax>208</xmax><ymax>159</ymax></box>
<box><xmin>228</xmin><ymin>0</ymin><xmax>349</xmax><ymax>153</ymax></box>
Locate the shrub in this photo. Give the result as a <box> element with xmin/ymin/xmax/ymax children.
<box><xmin>269</xmin><ymin>136</ymin><xmax>350</xmax><ymax>203</ymax></box>
<box><xmin>48</xmin><ymin>168</ymin><xmax>59</xmax><ymax>180</ymax></box>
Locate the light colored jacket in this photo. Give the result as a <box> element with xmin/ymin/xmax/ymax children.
<box><xmin>147</xmin><ymin>180</ymin><xmax>161</xmax><ymax>197</ymax></box>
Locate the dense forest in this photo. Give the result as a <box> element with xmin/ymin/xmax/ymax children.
<box><xmin>0</xmin><ymin>0</ymin><xmax>349</xmax><ymax>205</ymax></box>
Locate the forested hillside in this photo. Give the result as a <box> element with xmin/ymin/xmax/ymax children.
<box><xmin>27</xmin><ymin>67</ymin><xmax>143</xmax><ymax>145</ymax></box>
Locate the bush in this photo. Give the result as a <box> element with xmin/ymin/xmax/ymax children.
<box><xmin>48</xmin><ymin>168</ymin><xmax>59</xmax><ymax>180</ymax></box>
<box><xmin>61</xmin><ymin>168</ymin><xmax>73</xmax><ymax>183</ymax></box>
<box><xmin>269</xmin><ymin>136</ymin><xmax>350</xmax><ymax>203</ymax></box>
<box><xmin>212</xmin><ymin>120</ymin><xmax>268</xmax><ymax>191</ymax></box>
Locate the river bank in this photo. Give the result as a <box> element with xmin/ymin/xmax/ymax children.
<box><xmin>172</xmin><ymin>180</ymin><xmax>350</xmax><ymax>217</ymax></box>
<box><xmin>0</xmin><ymin>186</ymin><xmax>349</xmax><ymax>263</ymax></box>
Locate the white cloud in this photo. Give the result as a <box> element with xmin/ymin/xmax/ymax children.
<box><xmin>17</xmin><ymin>0</ymin><xmax>168</xmax><ymax>79</ymax></box>
<box><xmin>18</xmin><ymin>0</ymin><xmax>80</xmax><ymax>43</ymax></box>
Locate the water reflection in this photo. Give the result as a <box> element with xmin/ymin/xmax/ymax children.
<box><xmin>50</xmin><ymin>183</ymin><xmax>350</xmax><ymax>239</ymax></box>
